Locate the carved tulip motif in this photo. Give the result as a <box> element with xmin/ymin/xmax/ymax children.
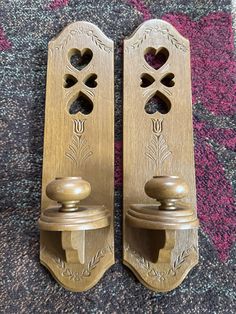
<box><xmin>74</xmin><ymin>119</ymin><xmax>86</xmax><ymax>136</ymax></box>
<box><xmin>146</xmin><ymin>118</ymin><xmax>171</xmax><ymax>174</ymax></box>
<box><xmin>152</xmin><ymin>118</ymin><xmax>163</xmax><ymax>134</ymax></box>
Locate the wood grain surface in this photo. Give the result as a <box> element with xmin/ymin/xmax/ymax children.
<box><xmin>123</xmin><ymin>19</ymin><xmax>199</xmax><ymax>292</ymax></box>
<box><xmin>39</xmin><ymin>21</ymin><xmax>114</xmax><ymax>292</ymax></box>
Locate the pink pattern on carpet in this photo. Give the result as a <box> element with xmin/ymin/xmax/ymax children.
<box><xmin>194</xmin><ymin>119</ymin><xmax>236</xmax><ymax>151</ymax></box>
<box><xmin>126</xmin><ymin>0</ymin><xmax>152</xmax><ymax>20</ymax></box>
<box><xmin>195</xmin><ymin>141</ymin><xmax>235</xmax><ymax>262</ymax></box>
<box><xmin>162</xmin><ymin>12</ymin><xmax>235</xmax><ymax>116</ymax></box>
<box><xmin>46</xmin><ymin>0</ymin><xmax>69</xmax><ymax>10</ymax></box>
<box><xmin>162</xmin><ymin>13</ymin><xmax>236</xmax><ymax>261</ymax></box>
<box><xmin>0</xmin><ymin>26</ymin><xmax>11</xmax><ymax>51</ymax></box>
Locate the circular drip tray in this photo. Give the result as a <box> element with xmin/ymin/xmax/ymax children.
<box><xmin>39</xmin><ymin>205</ymin><xmax>110</xmax><ymax>231</ymax></box>
<box><xmin>126</xmin><ymin>204</ymin><xmax>199</xmax><ymax>230</ymax></box>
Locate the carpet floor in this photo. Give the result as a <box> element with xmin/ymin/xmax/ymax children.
<box><xmin>0</xmin><ymin>1</ymin><xmax>235</xmax><ymax>313</ymax></box>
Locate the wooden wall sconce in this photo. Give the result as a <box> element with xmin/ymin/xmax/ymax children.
<box><xmin>123</xmin><ymin>19</ymin><xmax>199</xmax><ymax>292</ymax></box>
<box><xmin>38</xmin><ymin>22</ymin><xmax>114</xmax><ymax>291</ymax></box>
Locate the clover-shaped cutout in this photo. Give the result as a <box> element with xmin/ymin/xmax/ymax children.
<box><xmin>69</xmin><ymin>48</ymin><xmax>93</xmax><ymax>71</ymax></box>
<box><xmin>140</xmin><ymin>73</ymin><xmax>155</xmax><ymax>88</ymax></box>
<box><xmin>145</xmin><ymin>91</ymin><xmax>171</xmax><ymax>115</ymax></box>
<box><xmin>69</xmin><ymin>92</ymin><xmax>93</xmax><ymax>115</ymax></box>
<box><xmin>144</xmin><ymin>47</ymin><xmax>169</xmax><ymax>70</ymax></box>
<box><xmin>161</xmin><ymin>73</ymin><xmax>175</xmax><ymax>87</ymax></box>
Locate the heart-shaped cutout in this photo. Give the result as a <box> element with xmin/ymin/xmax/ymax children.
<box><xmin>161</xmin><ymin>73</ymin><xmax>175</xmax><ymax>87</ymax></box>
<box><xmin>145</xmin><ymin>91</ymin><xmax>171</xmax><ymax>115</ymax></box>
<box><xmin>144</xmin><ymin>47</ymin><xmax>169</xmax><ymax>70</ymax></box>
<box><xmin>84</xmin><ymin>74</ymin><xmax>97</xmax><ymax>88</ymax></box>
<box><xmin>69</xmin><ymin>92</ymin><xmax>93</xmax><ymax>115</ymax></box>
<box><xmin>140</xmin><ymin>73</ymin><xmax>155</xmax><ymax>88</ymax></box>
<box><xmin>69</xmin><ymin>48</ymin><xmax>93</xmax><ymax>71</ymax></box>
<box><xmin>64</xmin><ymin>74</ymin><xmax>78</xmax><ymax>88</ymax></box>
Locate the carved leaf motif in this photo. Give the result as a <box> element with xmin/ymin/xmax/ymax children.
<box><xmin>82</xmin><ymin>270</ymin><xmax>91</xmax><ymax>277</ymax></box>
<box><xmin>126</xmin><ymin>25</ymin><xmax>187</xmax><ymax>52</ymax></box>
<box><xmin>145</xmin><ymin>119</ymin><xmax>171</xmax><ymax>172</ymax></box>
<box><xmin>139</xmin><ymin>256</ymin><xmax>150</xmax><ymax>270</ymax></box>
<box><xmin>66</xmin><ymin>135</ymin><xmax>93</xmax><ymax>166</ymax></box>
<box><xmin>126</xmin><ymin>245</ymin><xmax>197</xmax><ymax>281</ymax></box>
<box><xmin>62</xmin><ymin>268</ymin><xmax>72</xmax><ymax>277</ymax></box>
<box><xmin>87</xmin><ymin>30</ymin><xmax>112</xmax><ymax>52</ymax></box>
<box><xmin>52</xmin><ymin>27</ymin><xmax>112</xmax><ymax>53</ymax></box>
<box><xmin>146</xmin><ymin>132</ymin><xmax>171</xmax><ymax>171</ymax></box>
<box><xmin>173</xmin><ymin>248</ymin><xmax>192</xmax><ymax>270</ymax></box>
<box><xmin>66</xmin><ymin>119</ymin><xmax>93</xmax><ymax>168</ymax></box>
<box><xmin>51</xmin><ymin>245</ymin><xmax>113</xmax><ymax>282</ymax></box>
<box><xmin>55</xmin><ymin>257</ymin><xmax>65</xmax><ymax>269</ymax></box>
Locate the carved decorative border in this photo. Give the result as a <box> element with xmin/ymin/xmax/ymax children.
<box><xmin>125</xmin><ymin>25</ymin><xmax>188</xmax><ymax>52</ymax></box>
<box><xmin>125</xmin><ymin>245</ymin><xmax>197</xmax><ymax>282</ymax></box>
<box><xmin>52</xmin><ymin>245</ymin><xmax>113</xmax><ymax>282</ymax></box>
<box><xmin>51</xmin><ymin>27</ymin><xmax>112</xmax><ymax>53</ymax></box>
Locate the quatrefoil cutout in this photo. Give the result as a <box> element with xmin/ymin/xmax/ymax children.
<box><xmin>64</xmin><ymin>73</ymin><xmax>97</xmax><ymax>89</ymax></box>
<box><xmin>69</xmin><ymin>48</ymin><xmax>93</xmax><ymax>71</ymax></box>
<box><xmin>140</xmin><ymin>73</ymin><xmax>175</xmax><ymax>88</ymax></box>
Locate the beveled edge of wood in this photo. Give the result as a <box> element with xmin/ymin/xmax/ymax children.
<box><xmin>123</xmin><ymin>256</ymin><xmax>198</xmax><ymax>293</ymax></box>
<box><xmin>124</xmin><ymin>18</ymin><xmax>189</xmax><ymax>45</ymax></box>
<box><xmin>39</xmin><ymin>205</ymin><xmax>111</xmax><ymax>231</ymax></box>
<box><xmin>126</xmin><ymin>204</ymin><xmax>199</xmax><ymax>230</ymax></box>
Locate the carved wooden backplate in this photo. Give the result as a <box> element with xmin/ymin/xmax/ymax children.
<box><xmin>40</xmin><ymin>22</ymin><xmax>114</xmax><ymax>291</ymax></box>
<box><xmin>123</xmin><ymin>19</ymin><xmax>198</xmax><ymax>292</ymax></box>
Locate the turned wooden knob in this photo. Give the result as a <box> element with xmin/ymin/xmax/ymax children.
<box><xmin>46</xmin><ymin>177</ymin><xmax>91</xmax><ymax>212</ymax></box>
<box><xmin>144</xmin><ymin>176</ymin><xmax>189</xmax><ymax>210</ymax></box>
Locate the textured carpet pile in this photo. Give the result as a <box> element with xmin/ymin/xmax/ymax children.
<box><xmin>0</xmin><ymin>0</ymin><xmax>235</xmax><ymax>313</ymax></box>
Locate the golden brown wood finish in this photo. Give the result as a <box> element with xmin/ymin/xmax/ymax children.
<box><xmin>123</xmin><ymin>19</ymin><xmax>199</xmax><ymax>292</ymax></box>
<box><xmin>39</xmin><ymin>22</ymin><xmax>114</xmax><ymax>292</ymax></box>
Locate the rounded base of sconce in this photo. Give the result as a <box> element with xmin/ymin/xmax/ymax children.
<box><xmin>39</xmin><ymin>205</ymin><xmax>110</xmax><ymax>231</ymax></box>
<box><xmin>126</xmin><ymin>204</ymin><xmax>199</xmax><ymax>230</ymax></box>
